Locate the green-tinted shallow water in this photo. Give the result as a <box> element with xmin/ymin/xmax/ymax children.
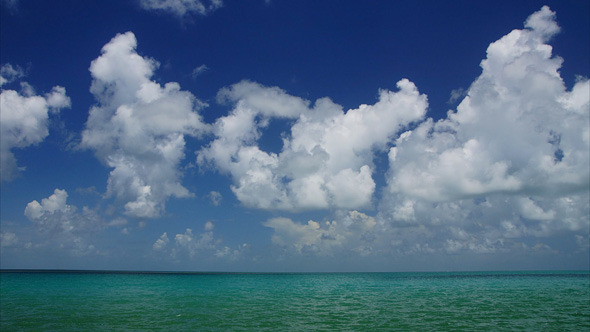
<box><xmin>1</xmin><ymin>271</ymin><xmax>589</xmax><ymax>331</ymax></box>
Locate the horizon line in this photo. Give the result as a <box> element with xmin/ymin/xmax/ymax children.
<box><xmin>1</xmin><ymin>268</ymin><xmax>588</xmax><ymax>275</ymax></box>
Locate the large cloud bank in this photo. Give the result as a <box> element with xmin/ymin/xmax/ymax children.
<box><xmin>199</xmin><ymin>6</ymin><xmax>588</xmax><ymax>221</ymax></box>
<box><xmin>2</xmin><ymin>5</ymin><xmax>586</xmax><ymax>266</ymax></box>
<box><xmin>261</xmin><ymin>6</ymin><xmax>589</xmax><ymax>259</ymax></box>
<box><xmin>81</xmin><ymin>32</ymin><xmax>208</xmax><ymax>218</ymax></box>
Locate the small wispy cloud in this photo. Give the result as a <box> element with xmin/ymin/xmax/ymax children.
<box><xmin>1</xmin><ymin>0</ymin><xmax>20</xmax><ymax>14</ymax></box>
<box><xmin>448</xmin><ymin>87</ymin><xmax>466</xmax><ymax>104</ymax></box>
<box><xmin>207</xmin><ymin>191</ymin><xmax>222</xmax><ymax>206</ymax></box>
<box><xmin>191</xmin><ymin>64</ymin><xmax>209</xmax><ymax>78</ymax></box>
<box><xmin>140</xmin><ymin>0</ymin><xmax>223</xmax><ymax>18</ymax></box>
<box><xmin>0</xmin><ymin>63</ymin><xmax>25</xmax><ymax>86</ymax></box>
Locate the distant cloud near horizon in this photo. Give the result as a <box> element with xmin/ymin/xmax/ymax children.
<box><xmin>24</xmin><ymin>189</ymin><xmax>102</xmax><ymax>256</ymax></box>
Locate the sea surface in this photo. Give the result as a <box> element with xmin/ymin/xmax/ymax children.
<box><xmin>1</xmin><ymin>270</ymin><xmax>589</xmax><ymax>331</ymax></box>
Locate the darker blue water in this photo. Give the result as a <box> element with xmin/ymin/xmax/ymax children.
<box><xmin>1</xmin><ymin>271</ymin><xmax>589</xmax><ymax>330</ymax></box>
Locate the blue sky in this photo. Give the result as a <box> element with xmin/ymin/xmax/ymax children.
<box><xmin>1</xmin><ymin>0</ymin><xmax>588</xmax><ymax>272</ymax></box>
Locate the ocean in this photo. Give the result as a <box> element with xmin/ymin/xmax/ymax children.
<box><xmin>1</xmin><ymin>270</ymin><xmax>588</xmax><ymax>331</ymax></box>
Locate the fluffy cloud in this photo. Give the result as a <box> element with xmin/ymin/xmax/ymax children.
<box><xmin>24</xmin><ymin>189</ymin><xmax>104</xmax><ymax>256</ymax></box>
<box><xmin>198</xmin><ymin>79</ymin><xmax>427</xmax><ymax>210</ymax></box>
<box><xmin>81</xmin><ymin>32</ymin><xmax>208</xmax><ymax>218</ymax></box>
<box><xmin>388</xmin><ymin>6</ymin><xmax>589</xmax><ymax>202</ymax></box>
<box><xmin>140</xmin><ymin>0</ymin><xmax>222</xmax><ymax>18</ymax></box>
<box><xmin>0</xmin><ymin>70</ymin><xmax>71</xmax><ymax>181</ymax></box>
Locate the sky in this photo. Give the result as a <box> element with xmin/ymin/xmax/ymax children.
<box><xmin>0</xmin><ymin>0</ymin><xmax>588</xmax><ymax>272</ymax></box>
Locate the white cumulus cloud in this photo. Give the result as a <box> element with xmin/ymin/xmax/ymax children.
<box><xmin>1</xmin><ymin>71</ymin><xmax>71</xmax><ymax>181</ymax></box>
<box><xmin>373</xmin><ymin>6</ymin><xmax>590</xmax><ymax>258</ymax></box>
<box><xmin>81</xmin><ymin>32</ymin><xmax>209</xmax><ymax>218</ymax></box>
<box><xmin>388</xmin><ymin>5</ymin><xmax>589</xmax><ymax>202</ymax></box>
<box><xmin>198</xmin><ymin>79</ymin><xmax>427</xmax><ymax>211</ymax></box>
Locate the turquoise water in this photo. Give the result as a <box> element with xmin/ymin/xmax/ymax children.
<box><xmin>1</xmin><ymin>271</ymin><xmax>589</xmax><ymax>331</ymax></box>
